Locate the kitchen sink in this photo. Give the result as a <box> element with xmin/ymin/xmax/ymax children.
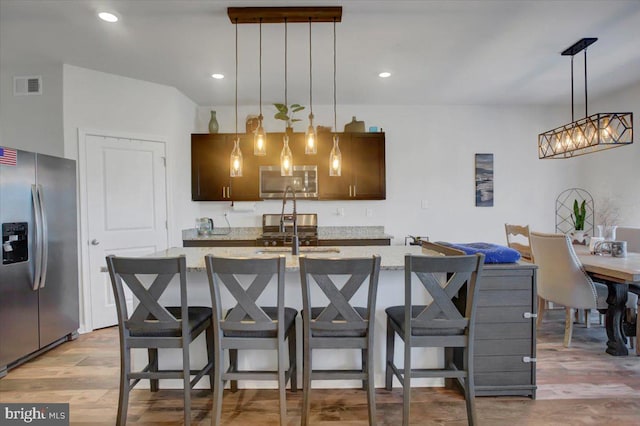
<box><xmin>255</xmin><ymin>247</ymin><xmax>341</xmax><ymax>254</ymax></box>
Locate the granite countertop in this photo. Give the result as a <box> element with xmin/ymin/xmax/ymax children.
<box><xmin>182</xmin><ymin>227</ymin><xmax>261</xmax><ymax>241</ymax></box>
<box><xmin>182</xmin><ymin>226</ymin><xmax>393</xmax><ymax>241</ymax></box>
<box><xmin>151</xmin><ymin>245</ymin><xmax>422</xmax><ymax>272</ymax></box>
<box><xmin>318</xmin><ymin>226</ymin><xmax>392</xmax><ymax>240</ymax></box>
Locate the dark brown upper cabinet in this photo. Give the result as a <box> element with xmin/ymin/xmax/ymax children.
<box><xmin>191</xmin><ymin>132</ymin><xmax>385</xmax><ymax>201</ymax></box>
<box><xmin>317</xmin><ymin>132</ymin><xmax>386</xmax><ymax>200</ymax></box>
<box><xmin>191</xmin><ymin>133</ymin><xmax>260</xmax><ymax>201</ymax></box>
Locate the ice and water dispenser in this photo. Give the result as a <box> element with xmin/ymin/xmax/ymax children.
<box><xmin>2</xmin><ymin>222</ymin><xmax>28</xmax><ymax>264</ymax></box>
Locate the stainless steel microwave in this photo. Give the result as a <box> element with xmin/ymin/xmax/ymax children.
<box><xmin>259</xmin><ymin>165</ymin><xmax>318</xmax><ymax>199</ymax></box>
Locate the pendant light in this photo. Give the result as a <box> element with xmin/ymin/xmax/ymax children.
<box><xmin>329</xmin><ymin>18</ymin><xmax>342</xmax><ymax>176</ymax></box>
<box><xmin>305</xmin><ymin>18</ymin><xmax>317</xmax><ymax>155</ymax></box>
<box><xmin>280</xmin><ymin>19</ymin><xmax>293</xmax><ymax>176</ymax></box>
<box><xmin>538</xmin><ymin>38</ymin><xmax>633</xmax><ymax>159</ymax></box>
<box><xmin>230</xmin><ymin>18</ymin><xmax>243</xmax><ymax>177</ymax></box>
<box><xmin>254</xmin><ymin>19</ymin><xmax>267</xmax><ymax>156</ymax></box>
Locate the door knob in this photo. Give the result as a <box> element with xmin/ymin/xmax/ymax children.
<box><xmin>90</xmin><ymin>239</ymin><xmax>100</xmax><ymax>246</ymax></box>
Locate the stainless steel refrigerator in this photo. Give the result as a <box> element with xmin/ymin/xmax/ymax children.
<box><xmin>0</xmin><ymin>147</ymin><xmax>79</xmax><ymax>377</ymax></box>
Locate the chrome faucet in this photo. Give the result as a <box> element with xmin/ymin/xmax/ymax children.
<box><xmin>280</xmin><ymin>185</ymin><xmax>299</xmax><ymax>255</ymax></box>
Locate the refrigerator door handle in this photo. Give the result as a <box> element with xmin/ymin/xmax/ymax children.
<box><xmin>37</xmin><ymin>184</ymin><xmax>48</xmax><ymax>289</ymax></box>
<box><xmin>31</xmin><ymin>185</ymin><xmax>43</xmax><ymax>291</ymax></box>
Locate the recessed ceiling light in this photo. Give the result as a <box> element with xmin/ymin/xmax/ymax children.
<box><xmin>98</xmin><ymin>12</ymin><xmax>118</xmax><ymax>23</ymax></box>
<box><xmin>378</xmin><ymin>72</ymin><xmax>391</xmax><ymax>78</ymax></box>
<box><xmin>211</xmin><ymin>74</ymin><xmax>225</xmax><ymax>79</ymax></box>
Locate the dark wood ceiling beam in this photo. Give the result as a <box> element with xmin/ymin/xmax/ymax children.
<box><xmin>227</xmin><ymin>7</ymin><xmax>342</xmax><ymax>24</ymax></box>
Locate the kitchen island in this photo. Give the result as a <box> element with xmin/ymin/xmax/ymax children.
<box><xmin>138</xmin><ymin>245</ymin><xmax>536</xmax><ymax>395</ymax></box>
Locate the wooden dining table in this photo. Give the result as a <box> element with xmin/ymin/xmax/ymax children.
<box><xmin>574</xmin><ymin>245</ymin><xmax>640</xmax><ymax>356</ymax></box>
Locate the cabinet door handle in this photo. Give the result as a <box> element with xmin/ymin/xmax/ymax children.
<box><xmin>523</xmin><ymin>312</ymin><xmax>538</xmax><ymax>319</ymax></box>
<box><xmin>353</xmin><ymin>185</ymin><xmax>357</xmax><ymax>197</ymax></box>
<box><xmin>349</xmin><ymin>185</ymin><xmax>352</xmax><ymax>197</ymax></box>
<box><xmin>222</xmin><ymin>187</ymin><xmax>225</xmax><ymax>198</ymax></box>
<box><xmin>227</xmin><ymin>186</ymin><xmax>231</xmax><ymax>199</ymax></box>
<box><xmin>522</xmin><ymin>356</ymin><xmax>537</xmax><ymax>363</ymax></box>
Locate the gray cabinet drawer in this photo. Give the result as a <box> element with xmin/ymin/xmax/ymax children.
<box><xmin>475</xmin><ymin>339</ymin><xmax>532</xmax><ymax>356</ymax></box>
<box><xmin>475</xmin><ymin>371</ymin><xmax>533</xmax><ymax>387</ymax></box>
<box><xmin>475</xmin><ymin>355</ymin><xmax>533</xmax><ymax>372</ymax></box>
<box><xmin>479</xmin><ymin>274</ymin><xmax>533</xmax><ymax>290</ymax></box>
<box><xmin>476</xmin><ymin>306</ymin><xmax>531</xmax><ymax>323</ymax></box>
<box><xmin>477</xmin><ymin>289</ymin><xmax>532</xmax><ymax>307</ymax></box>
<box><xmin>475</xmin><ymin>322</ymin><xmax>533</xmax><ymax>340</ymax></box>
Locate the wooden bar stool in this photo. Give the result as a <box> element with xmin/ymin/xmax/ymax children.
<box><xmin>204</xmin><ymin>255</ymin><xmax>297</xmax><ymax>426</ymax></box>
<box><xmin>106</xmin><ymin>255</ymin><xmax>214</xmax><ymax>426</ymax></box>
<box><xmin>298</xmin><ymin>255</ymin><xmax>381</xmax><ymax>426</ymax></box>
<box><xmin>385</xmin><ymin>253</ymin><xmax>485</xmax><ymax>426</ymax></box>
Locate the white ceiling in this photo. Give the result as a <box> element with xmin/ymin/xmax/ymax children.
<box><xmin>2</xmin><ymin>0</ymin><xmax>640</xmax><ymax>107</ymax></box>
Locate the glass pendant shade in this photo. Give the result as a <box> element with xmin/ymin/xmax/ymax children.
<box><xmin>305</xmin><ymin>118</ymin><xmax>317</xmax><ymax>155</ymax></box>
<box><xmin>230</xmin><ymin>137</ymin><xmax>243</xmax><ymax>177</ymax></box>
<box><xmin>329</xmin><ymin>134</ymin><xmax>342</xmax><ymax>176</ymax></box>
<box><xmin>254</xmin><ymin>122</ymin><xmax>267</xmax><ymax>156</ymax></box>
<box><xmin>280</xmin><ymin>135</ymin><xmax>293</xmax><ymax>176</ymax></box>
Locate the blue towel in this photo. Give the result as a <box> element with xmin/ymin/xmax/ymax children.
<box><xmin>435</xmin><ymin>242</ymin><xmax>521</xmax><ymax>264</ymax></box>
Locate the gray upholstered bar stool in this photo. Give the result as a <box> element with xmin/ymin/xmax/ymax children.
<box><xmin>204</xmin><ymin>255</ymin><xmax>297</xmax><ymax>426</ymax></box>
<box><xmin>298</xmin><ymin>255</ymin><xmax>381</xmax><ymax>426</ymax></box>
<box><xmin>385</xmin><ymin>253</ymin><xmax>485</xmax><ymax>426</ymax></box>
<box><xmin>105</xmin><ymin>255</ymin><xmax>214</xmax><ymax>426</ymax></box>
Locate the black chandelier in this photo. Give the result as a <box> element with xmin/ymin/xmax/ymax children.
<box><xmin>538</xmin><ymin>38</ymin><xmax>633</xmax><ymax>159</ymax></box>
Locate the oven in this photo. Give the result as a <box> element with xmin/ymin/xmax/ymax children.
<box><xmin>256</xmin><ymin>213</ymin><xmax>318</xmax><ymax>247</ymax></box>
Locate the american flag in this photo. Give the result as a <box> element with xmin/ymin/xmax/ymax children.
<box><xmin>0</xmin><ymin>147</ymin><xmax>17</xmax><ymax>166</ymax></box>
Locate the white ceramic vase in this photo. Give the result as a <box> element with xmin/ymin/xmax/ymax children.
<box><xmin>570</xmin><ymin>230</ymin><xmax>587</xmax><ymax>245</ymax></box>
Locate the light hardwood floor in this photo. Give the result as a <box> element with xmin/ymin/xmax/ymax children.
<box><xmin>1</xmin><ymin>309</ymin><xmax>639</xmax><ymax>425</ymax></box>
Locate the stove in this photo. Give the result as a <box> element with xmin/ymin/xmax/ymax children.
<box><xmin>256</xmin><ymin>213</ymin><xmax>318</xmax><ymax>247</ymax></box>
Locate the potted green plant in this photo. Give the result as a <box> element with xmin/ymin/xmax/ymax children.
<box><xmin>570</xmin><ymin>199</ymin><xmax>587</xmax><ymax>244</ymax></box>
<box><xmin>274</xmin><ymin>103</ymin><xmax>305</xmax><ymax>131</ymax></box>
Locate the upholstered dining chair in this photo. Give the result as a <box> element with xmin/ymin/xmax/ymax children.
<box><xmin>530</xmin><ymin>232</ymin><xmax>610</xmax><ymax>347</ymax></box>
<box><xmin>298</xmin><ymin>255</ymin><xmax>381</xmax><ymax>426</ymax></box>
<box><xmin>106</xmin><ymin>255</ymin><xmax>214</xmax><ymax>426</ymax></box>
<box><xmin>385</xmin><ymin>253</ymin><xmax>485</xmax><ymax>426</ymax></box>
<box><xmin>204</xmin><ymin>255</ymin><xmax>296</xmax><ymax>426</ymax></box>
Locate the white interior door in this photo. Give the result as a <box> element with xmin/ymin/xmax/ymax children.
<box><xmin>86</xmin><ymin>135</ymin><xmax>168</xmax><ymax>329</ymax></box>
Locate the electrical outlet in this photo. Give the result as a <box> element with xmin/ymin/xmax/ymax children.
<box><xmin>337</xmin><ymin>207</ymin><xmax>345</xmax><ymax>216</ymax></box>
<box><xmin>366</xmin><ymin>208</ymin><xmax>373</xmax><ymax>217</ymax></box>
<box><xmin>421</xmin><ymin>199</ymin><xmax>429</xmax><ymax>209</ymax></box>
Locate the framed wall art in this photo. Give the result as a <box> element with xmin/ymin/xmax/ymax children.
<box><xmin>475</xmin><ymin>153</ymin><xmax>494</xmax><ymax>207</ymax></box>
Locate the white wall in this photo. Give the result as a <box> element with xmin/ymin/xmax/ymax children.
<box><xmin>573</xmin><ymin>82</ymin><xmax>640</xmax><ymax>229</ymax></box>
<box><xmin>191</xmin><ymin>103</ymin><xmax>575</xmax><ymax>244</ymax></box>
<box><xmin>62</xmin><ymin>64</ymin><xmax>199</xmax><ymax>245</ymax></box>
<box><xmin>3</xmin><ymin>61</ymin><xmax>619</xmax><ymax>247</ymax></box>
<box><xmin>0</xmin><ymin>63</ymin><xmax>64</xmax><ymax>156</ymax></box>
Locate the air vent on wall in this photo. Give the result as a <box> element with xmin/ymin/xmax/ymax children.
<box><xmin>14</xmin><ymin>76</ymin><xmax>42</xmax><ymax>95</ymax></box>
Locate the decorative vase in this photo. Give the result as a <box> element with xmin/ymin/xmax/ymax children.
<box><xmin>570</xmin><ymin>230</ymin><xmax>587</xmax><ymax>245</ymax></box>
<box><xmin>597</xmin><ymin>225</ymin><xmax>616</xmax><ymax>240</ymax></box>
<box><xmin>208</xmin><ymin>111</ymin><xmax>219</xmax><ymax>134</ymax></box>
<box><xmin>344</xmin><ymin>116</ymin><xmax>365</xmax><ymax>133</ymax></box>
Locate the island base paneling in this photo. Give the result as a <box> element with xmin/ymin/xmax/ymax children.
<box><xmin>450</xmin><ymin>263</ymin><xmax>538</xmax><ymax>398</ymax></box>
